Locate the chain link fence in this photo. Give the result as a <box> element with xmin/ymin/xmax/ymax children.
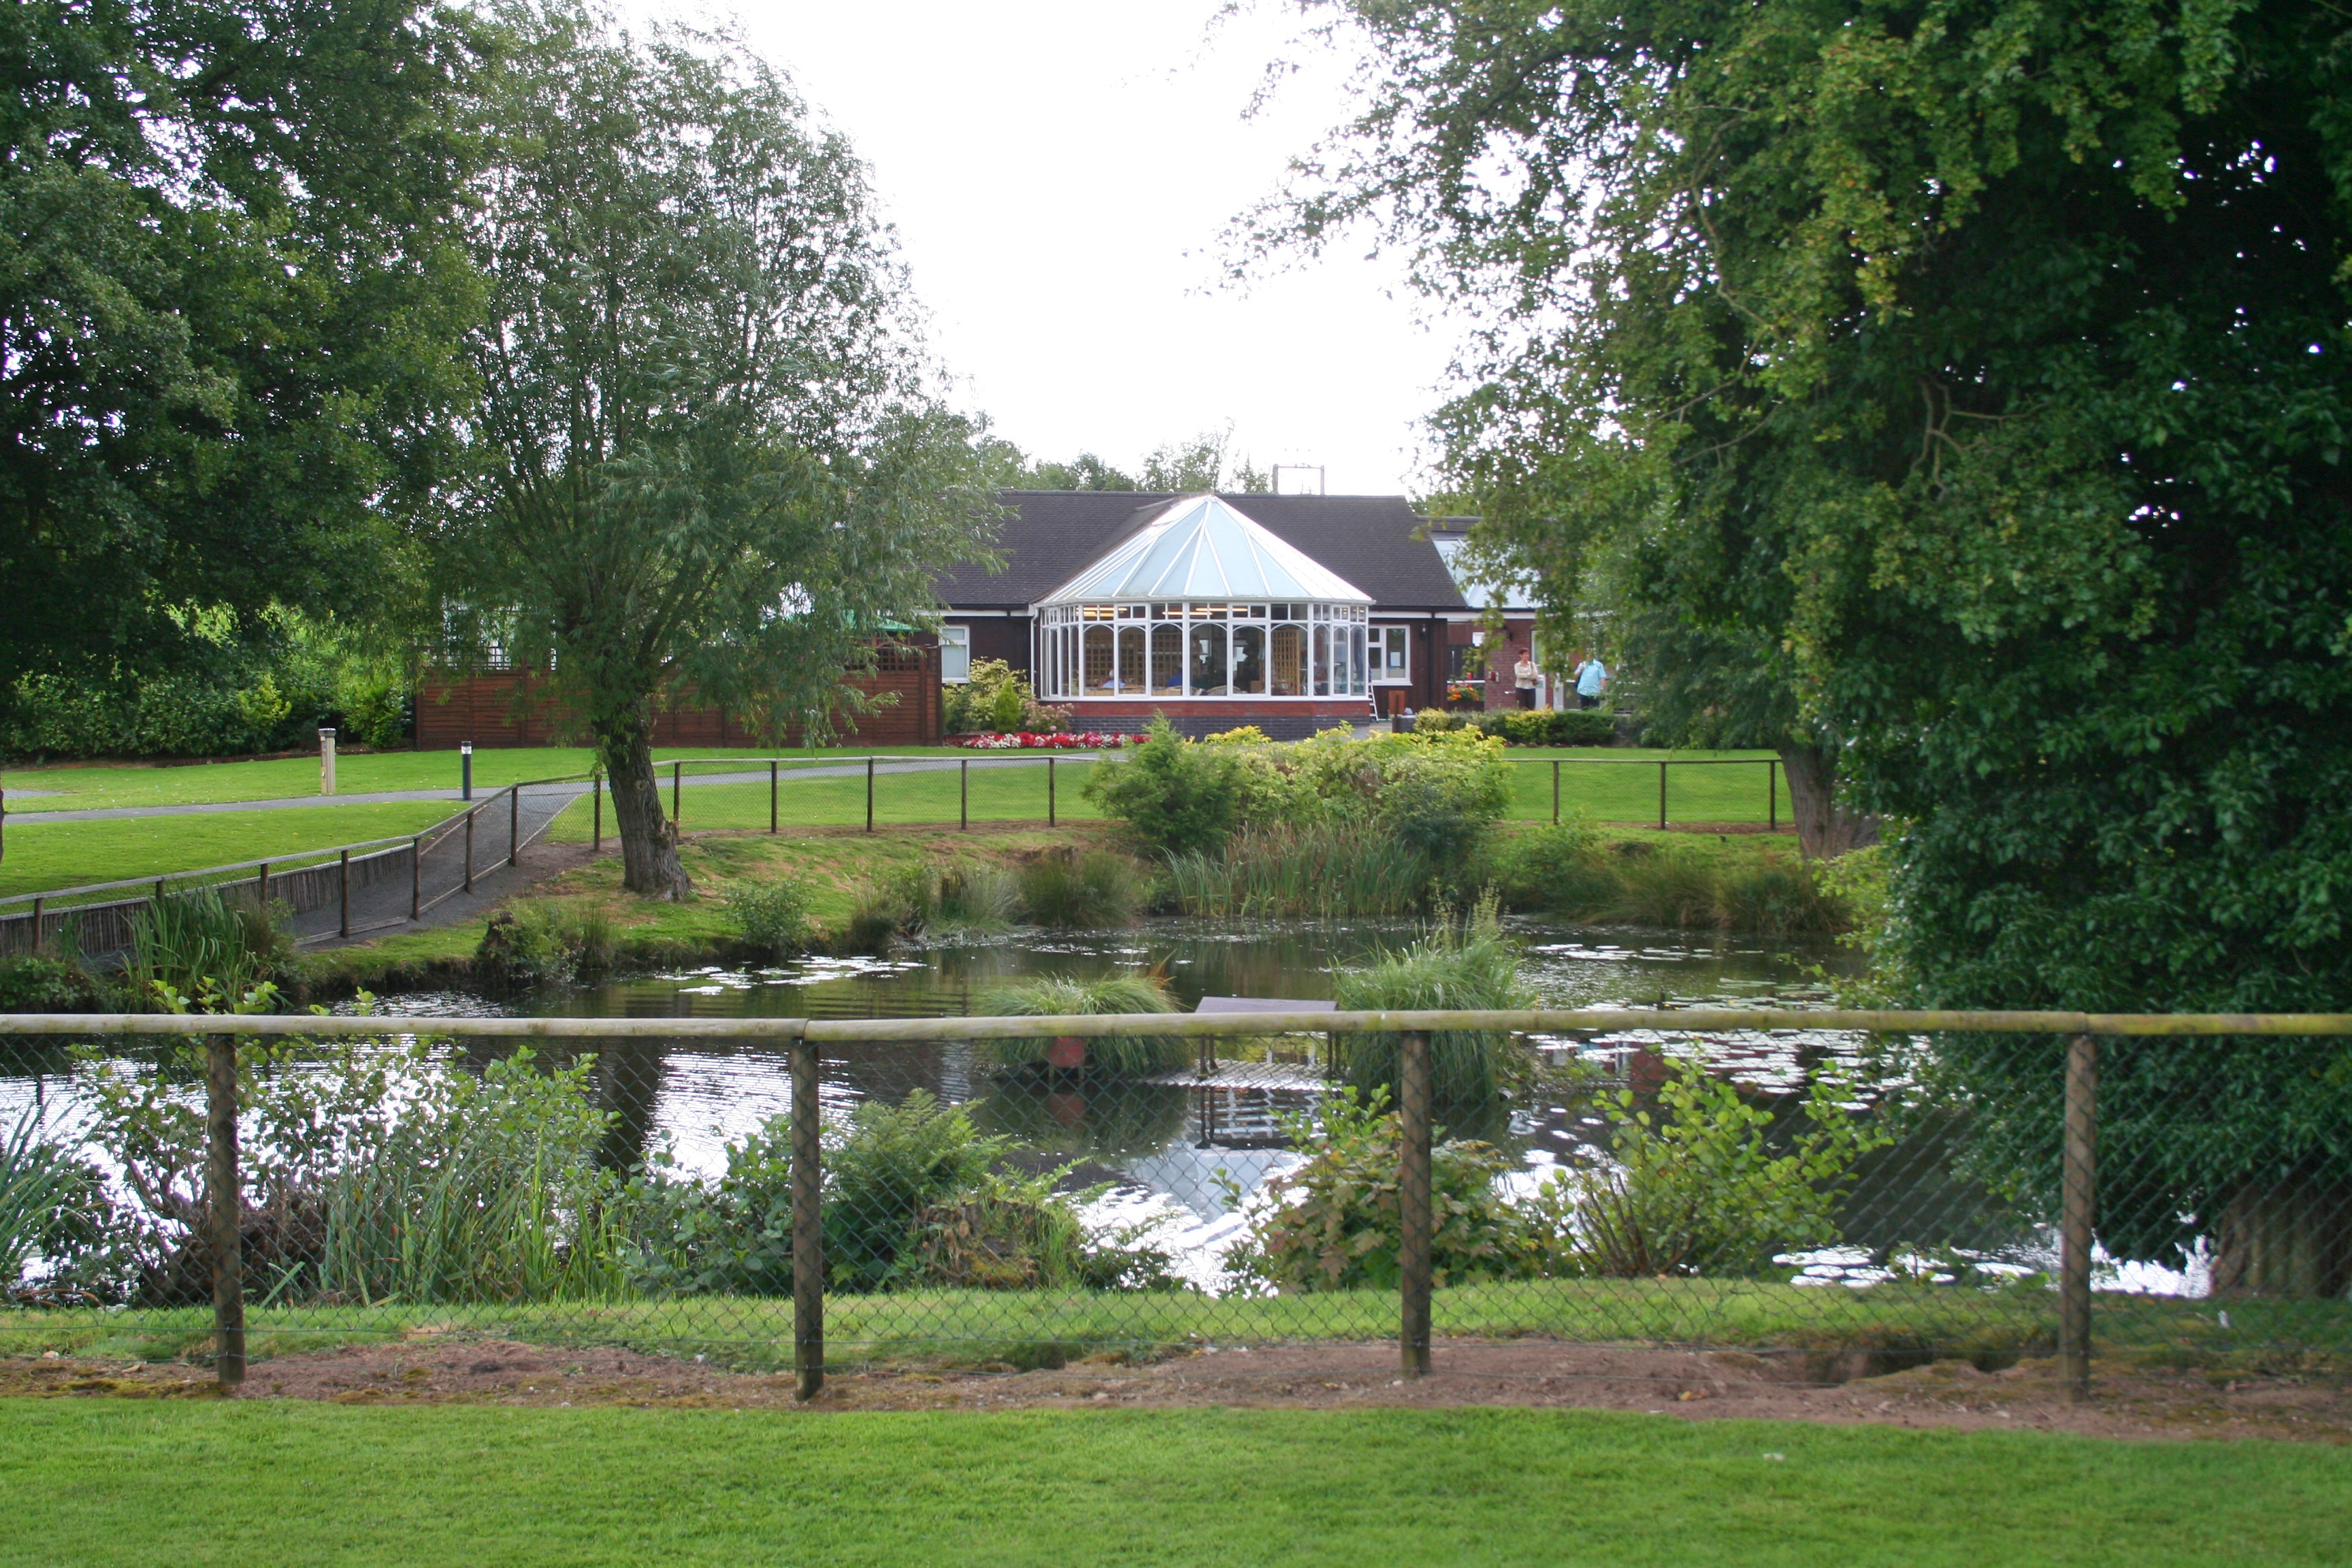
<box><xmin>1</xmin><ymin>1009</ymin><xmax>2345</xmax><ymax>1400</ymax></box>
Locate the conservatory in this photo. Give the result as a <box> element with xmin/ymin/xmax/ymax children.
<box><xmin>1034</xmin><ymin>496</ymin><xmax>1375</xmax><ymax>717</ymax></box>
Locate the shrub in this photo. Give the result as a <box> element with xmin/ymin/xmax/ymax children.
<box><xmin>1526</xmin><ymin>1061</ymin><xmax>1888</xmax><ymax>1277</ymax></box>
<box><xmin>1082</xmin><ymin>717</ymin><xmax>1245</xmax><ymax>856</ymax></box>
<box><xmin>825</xmin><ymin>1091</ymin><xmax>1007</xmax><ymax>1290</ymax></box>
<box><xmin>1204</xmin><ymin>725</ymin><xmax>1270</xmax><ymax>744</ymax></box>
<box><xmin>1607</xmin><ymin>851</ymin><xmax>1724</xmax><ymax>928</ymax></box>
<box><xmin>1411</xmin><ymin>707</ymin><xmax>1464</xmax><ymax>734</ymax></box>
<box><xmin>1228</xmin><ymin>1088</ymin><xmax>1533</xmax><ymax>1291</ymax></box>
<box><xmin>1472</xmin><ymin>708</ymin><xmax>1618</xmax><ymax>746</ymax></box>
<box><xmin>476</xmin><ymin>900</ymin><xmax>615</xmax><ymax>987</ymax></box>
<box><xmin>731</xmin><ymin>878</ymin><xmax>812</xmax><ymax>958</ymax></box>
<box><xmin>0</xmin><ymin>955</ymin><xmax>105</xmax><ymax>1013</ymax></box>
<box><xmin>1017</xmin><ymin>848</ymin><xmax>1141</xmax><ymax>928</ymax></box>
<box><xmin>935</xmin><ymin>864</ymin><xmax>1022</xmax><ymax>930</ymax></box>
<box><xmin>1716</xmin><ymin>857</ymin><xmax>1846</xmax><ymax>936</ymax></box>
<box><xmin>944</xmin><ymin>658</ymin><xmax>1066</xmax><ymax>737</ymax></box>
<box><xmin>977</xmin><ymin>973</ymin><xmax>1186</xmax><ymax>1077</ymax></box>
<box><xmin>1328</xmin><ymin>897</ymin><xmax>1537</xmax><ymax>1113</ymax></box>
<box><xmin>1475</xmin><ymin>822</ymin><xmax>1618</xmax><ymax>915</ymax></box>
<box><xmin>1</xmin><ymin>1105</ymin><xmax>118</xmax><ymax>1296</ymax></box>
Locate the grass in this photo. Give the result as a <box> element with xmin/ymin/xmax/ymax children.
<box><xmin>0</xmin><ymin>801</ymin><xmax>462</xmax><ymax>896</ymax></box>
<box><xmin>7</xmin><ymin>1278</ymin><xmax>2343</xmax><ymax>1376</ymax></box>
<box><xmin>0</xmin><ymin>745</ymin><xmax>979</xmax><ymax>813</ymax></box>
<box><xmin>1503</xmin><ymin>752</ymin><xmax>1784</xmax><ymax>826</ymax></box>
<box><xmin>1</xmin><ymin>1402</ymin><xmax>2342</xmax><ymax>1568</ymax></box>
<box><xmin>546</xmin><ymin>759</ymin><xmax>1107</xmax><ymax>838</ymax></box>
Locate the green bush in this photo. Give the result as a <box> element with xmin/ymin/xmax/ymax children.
<box><xmin>1</xmin><ymin>1105</ymin><xmax>119</xmax><ymax>1296</ymax></box>
<box><xmin>1716</xmin><ymin>858</ymin><xmax>1846</xmax><ymax>936</ymax></box>
<box><xmin>1016</xmin><ymin>849</ymin><xmax>1139</xmax><ymax>928</ymax></box>
<box><xmin>1525</xmin><ymin>1060</ymin><xmax>1888</xmax><ymax>1277</ymax></box>
<box><xmin>1475</xmin><ymin>821</ymin><xmax>1616</xmax><ymax>914</ymax></box>
<box><xmin>730</xmin><ymin>878</ymin><xmax>813</xmax><ymax>958</ymax></box>
<box><xmin>0</xmin><ymin>955</ymin><xmax>106</xmax><ymax>1013</ymax></box>
<box><xmin>1328</xmin><ymin>897</ymin><xmax>1537</xmax><ymax>1112</ymax></box>
<box><xmin>1082</xmin><ymin>717</ymin><xmax>1245</xmax><ymax>856</ymax></box>
<box><xmin>1472</xmin><ymin>708</ymin><xmax>1618</xmax><ymax>746</ymax></box>
<box><xmin>1411</xmin><ymin>707</ymin><xmax>1465</xmax><ymax>734</ymax></box>
<box><xmin>1607</xmin><ymin>851</ymin><xmax>1725</xmax><ymax>928</ymax></box>
<box><xmin>977</xmin><ymin>973</ymin><xmax>1186</xmax><ymax>1077</ymax></box>
<box><xmin>943</xmin><ymin>658</ymin><xmax>1066</xmax><ymax>736</ymax></box>
<box><xmin>1228</xmin><ymin>1088</ymin><xmax>1533</xmax><ymax>1291</ymax></box>
<box><xmin>476</xmin><ymin>900</ymin><xmax>615</xmax><ymax>987</ymax></box>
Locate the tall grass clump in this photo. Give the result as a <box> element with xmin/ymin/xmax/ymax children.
<box><xmin>316</xmin><ymin>1051</ymin><xmax>627</xmax><ymax>1305</ymax></box>
<box><xmin>731</xmin><ymin>877</ymin><xmax>812</xmax><ymax>958</ymax></box>
<box><xmin>977</xmin><ymin>973</ymin><xmax>1186</xmax><ymax>1077</ymax></box>
<box><xmin>936</xmin><ymin>864</ymin><xmax>1022</xmax><ymax>930</ymax></box>
<box><xmin>1605</xmin><ymin>849</ymin><xmax>1723</xmax><ymax>928</ymax></box>
<box><xmin>1330</xmin><ymin>896</ymin><xmax>1536</xmax><ymax>1113</ymax></box>
<box><xmin>0</xmin><ymin>1105</ymin><xmax>110</xmax><ymax>1296</ymax></box>
<box><xmin>127</xmin><ymin>883</ymin><xmax>293</xmax><ymax>1009</ymax></box>
<box><xmin>1716</xmin><ymin>857</ymin><xmax>1846</xmax><ymax>935</ymax></box>
<box><xmin>1164</xmin><ymin>819</ymin><xmax>1438</xmax><ymax>919</ymax></box>
<box><xmin>476</xmin><ymin>899</ymin><xmax>615</xmax><ymax>987</ymax></box>
<box><xmin>1017</xmin><ymin>848</ymin><xmax>1139</xmax><ymax>928</ymax></box>
<box><xmin>1475</xmin><ymin>821</ymin><xmax>1618</xmax><ymax>916</ymax></box>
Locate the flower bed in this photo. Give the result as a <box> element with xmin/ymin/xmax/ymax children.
<box><xmin>954</xmin><ymin>730</ymin><xmax>1146</xmax><ymax>750</ymax></box>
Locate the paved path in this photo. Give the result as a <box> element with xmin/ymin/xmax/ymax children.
<box><xmin>1</xmin><ymin>755</ymin><xmax>1102</xmax><ymax>825</ymax></box>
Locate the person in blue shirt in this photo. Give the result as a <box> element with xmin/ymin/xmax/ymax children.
<box><xmin>1573</xmin><ymin>652</ymin><xmax>1609</xmax><ymax>710</ymax></box>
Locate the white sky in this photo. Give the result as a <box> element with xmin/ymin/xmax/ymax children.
<box><xmin>653</xmin><ymin>0</ymin><xmax>1454</xmax><ymax>497</ymax></box>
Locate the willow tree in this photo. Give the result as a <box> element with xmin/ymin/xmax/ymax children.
<box><xmin>437</xmin><ymin>7</ymin><xmax>995</xmax><ymax>897</ymax></box>
<box><xmin>1258</xmin><ymin>1</ymin><xmax>2352</xmax><ymax>1291</ymax></box>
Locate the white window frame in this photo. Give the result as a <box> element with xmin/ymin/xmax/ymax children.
<box><xmin>941</xmin><ymin>625</ymin><xmax>972</xmax><ymax>683</ymax></box>
<box><xmin>1371</xmin><ymin>625</ymin><xmax>1411</xmax><ymax>684</ymax></box>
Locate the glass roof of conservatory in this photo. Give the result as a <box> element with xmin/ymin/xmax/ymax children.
<box><xmin>1036</xmin><ymin>495</ymin><xmax>1373</xmax><ymax>606</ymax></box>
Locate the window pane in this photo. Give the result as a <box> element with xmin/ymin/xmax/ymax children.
<box><xmin>941</xmin><ymin>627</ymin><xmax>971</xmax><ymax>683</ymax></box>
<box><xmin>1232</xmin><ymin>625</ymin><xmax>1266</xmax><ymax>695</ymax></box>
<box><xmin>1350</xmin><ymin>626</ymin><xmax>1366</xmax><ymax>694</ymax></box>
<box><xmin>1117</xmin><ymin>625</ymin><xmax>1145</xmax><ymax>692</ymax></box>
<box><xmin>1152</xmin><ymin>624</ymin><xmax>1184</xmax><ymax>694</ymax></box>
<box><xmin>1085</xmin><ymin>625</ymin><xmax>1115</xmax><ymax>694</ymax></box>
<box><xmin>1271</xmin><ymin>624</ymin><xmax>1305</xmax><ymax>696</ymax></box>
<box><xmin>1189</xmin><ymin>622</ymin><xmax>1228</xmax><ymax>694</ymax></box>
<box><xmin>1312</xmin><ymin>625</ymin><xmax>1329</xmax><ymax>696</ymax></box>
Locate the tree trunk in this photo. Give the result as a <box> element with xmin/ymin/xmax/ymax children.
<box><xmin>598</xmin><ymin>711</ymin><xmax>692</xmax><ymax>898</ymax></box>
<box><xmin>2210</xmin><ymin>1179</ymin><xmax>2352</xmax><ymax>1299</ymax></box>
<box><xmin>1778</xmin><ymin>742</ymin><xmax>1880</xmax><ymax>860</ymax></box>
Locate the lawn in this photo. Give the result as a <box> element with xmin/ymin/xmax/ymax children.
<box><xmin>0</xmin><ymin>745</ymin><xmax>975</xmax><ymax>813</ymax></box>
<box><xmin>0</xmin><ymin>1402</ymin><xmax>2340</xmax><ymax>1567</ymax></box>
<box><xmin>0</xmin><ymin>801</ymin><xmax>463</xmax><ymax>897</ymax></box>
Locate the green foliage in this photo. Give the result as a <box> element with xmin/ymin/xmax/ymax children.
<box><xmin>441</xmin><ymin>7</ymin><xmax>999</xmax><ymax>894</ymax></box>
<box><xmin>1269</xmin><ymin>0</ymin><xmax>2352</xmax><ymax>1250</ymax></box>
<box><xmin>1328</xmin><ymin>897</ymin><xmax>1536</xmax><ymax>1111</ymax></box>
<box><xmin>0</xmin><ymin>1106</ymin><xmax>107</xmax><ymax>1295</ymax></box>
<box><xmin>1527</xmin><ymin>1062</ymin><xmax>1889</xmax><ymax>1279</ymax></box>
<box><xmin>0</xmin><ymin>956</ymin><xmax>106</xmax><ymax>1014</ymax></box>
<box><xmin>127</xmin><ymin>885</ymin><xmax>293</xmax><ymax>1011</ymax></box>
<box><xmin>1471</xmin><ymin>709</ymin><xmax>1616</xmax><ymax>747</ymax></box>
<box><xmin>823</xmin><ymin>1092</ymin><xmax>1007</xmax><ymax>1291</ymax></box>
<box><xmin>1082</xmin><ymin>718</ymin><xmax>1246</xmax><ymax>857</ymax></box>
<box><xmin>0</xmin><ymin>0</ymin><xmax>479</xmax><ymax>696</ymax></box>
<box><xmin>1164</xmin><ymin>819</ymin><xmax>1439</xmax><ymax>919</ymax></box>
<box><xmin>977</xmin><ymin>975</ymin><xmax>1186</xmax><ymax>1077</ymax></box>
<box><xmin>730</xmin><ymin>879</ymin><xmax>813</xmax><ymax>959</ymax></box>
<box><xmin>1474</xmin><ymin>821</ymin><xmax>1616</xmax><ymax>915</ymax></box>
<box><xmin>475</xmin><ymin>900</ymin><xmax>615</xmax><ymax>988</ymax></box>
<box><xmin>1015</xmin><ymin>849</ymin><xmax>1140</xmax><ymax>929</ymax></box>
<box><xmin>943</xmin><ymin>659</ymin><xmax>1065</xmax><ymax>736</ymax></box>
<box><xmin>1230</xmin><ymin>1088</ymin><xmax>1533</xmax><ymax>1292</ymax></box>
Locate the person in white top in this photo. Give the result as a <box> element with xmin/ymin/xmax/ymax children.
<box><xmin>1514</xmin><ymin>652</ymin><xmax>1539</xmax><ymax>709</ymax></box>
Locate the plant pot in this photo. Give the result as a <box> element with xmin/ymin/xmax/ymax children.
<box><xmin>1045</xmin><ymin>1035</ymin><xmax>1087</xmax><ymax>1070</ymax></box>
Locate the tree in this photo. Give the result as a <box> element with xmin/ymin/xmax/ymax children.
<box><xmin>1256</xmin><ymin>0</ymin><xmax>2352</xmax><ymax>1288</ymax></box>
<box><xmin>0</xmin><ymin>0</ymin><xmax>480</xmax><ymax>696</ymax></box>
<box><xmin>438</xmin><ymin>7</ymin><xmax>997</xmax><ymax>898</ymax></box>
<box><xmin>979</xmin><ymin>425</ymin><xmax>1271</xmax><ymax>493</ymax></box>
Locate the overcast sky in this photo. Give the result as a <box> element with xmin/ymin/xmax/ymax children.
<box><xmin>651</xmin><ymin>1</ymin><xmax>1454</xmax><ymax>497</ymax></box>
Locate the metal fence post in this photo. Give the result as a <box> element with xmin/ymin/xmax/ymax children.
<box><xmin>866</xmin><ymin>755</ymin><xmax>875</xmax><ymax>834</ymax></box>
<box><xmin>960</xmin><ymin>757</ymin><xmax>969</xmax><ymax>831</ymax></box>
<box><xmin>672</xmin><ymin>761</ymin><xmax>682</xmax><ymax>827</ymax></box>
<box><xmin>792</xmin><ymin>1041</ymin><xmax>825</xmax><ymax>1401</ymax></box>
<box><xmin>29</xmin><ymin>896</ymin><xmax>42</xmax><ymax>958</ymax></box>
<box><xmin>1047</xmin><ymin>756</ymin><xmax>1056</xmax><ymax>826</ymax></box>
<box><xmin>1658</xmin><ymin>762</ymin><xmax>1668</xmax><ymax>832</ymax></box>
<box><xmin>592</xmin><ymin>781</ymin><xmax>602</xmax><ymax>852</ymax></box>
<box><xmin>1399</xmin><ymin>1028</ymin><xmax>1433</xmax><ymax>1379</ymax></box>
<box><xmin>206</xmin><ymin>1033</ymin><xmax>245</xmax><ymax>1389</ymax></box>
<box><xmin>1769</xmin><ymin>760</ymin><xmax>1778</xmax><ymax>833</ymax></box>
<box><xmin>463</xmin><ymin>808</ymin><xmax>475</xmax><ymax>893</ymax></box>
<box><xmin>1552</xmin><ymin>760</ymin><xmax>1561</xmax><ymax>825</ymax></box>
<box><xmin>509</xmin><ymin>787</ymin><xmax>520</xmax><ymax>868</ymax></box>
<box><xmin>770</xmin><ymin>760</ymin><xmax>779</xmax><ymax>834</ymax></box>
<box><xmin>2061</xmin><ymin>1034</ymin><xmax>2099</xmax><ymax>1403</ymax></box>
<box><xmin>256</xmin><ymin>862</ymin><xmax>269</xmax><ymax>913</ymax></box>
<box><xmin>409</xmin><ymin>838</ymin><xmax>422</xmax><ymax>921</ymax></box>
<box><xmin>338</xmin><ymin>849</ymin><xmax>350</xmax><ymax>938</ymax></box>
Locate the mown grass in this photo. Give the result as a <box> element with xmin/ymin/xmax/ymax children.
<box><xmin>1503</xmin><ymin>752</ymin><xmax>1785</xmax><ymax>825</ymax></box>
<box><xmin>6</xmin><ymin>1279</ymin><xmax>2342</xmax><ymax>1378</ymax></box>
<box><xmin>4</xmin><ymin>1403</ymin><xmax>2343</xmax><ymax>1568</ymax></box>
<box><xmin>0</xmin><ymin>801</ymin><xmax>463</xmax><ymax>896</ymax></box>
<box><xmin>0</xmin><ymin>745</ymin><xmax>977</xmax><ymax>814</ymax></box>
<box><xmin>544</xmin><ymin>760</ymin><xmax>1107</xmax><ymax>838</ymax></box>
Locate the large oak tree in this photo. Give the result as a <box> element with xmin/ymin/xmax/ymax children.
<box><xmin>1258</xmin><ymin>0</ymin><xmax>2352</xmax><ymax>1292</ymax></box>
<box><xmin>436</xmin><ymin>6</ymin><xmax>996</xmax><ymax>898</ymax></box>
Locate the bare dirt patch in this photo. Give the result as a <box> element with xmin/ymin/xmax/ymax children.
<box><xmin>5</xmin><ymin>1337</ymin><xmax>2346</xmax><ymax>1441</ymax></box>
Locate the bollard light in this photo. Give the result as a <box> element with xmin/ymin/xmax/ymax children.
<box><xmin>318</xmin><ymin>727</ymin><xmax>337</xmax><ymax>797</ymax></box>
<box><xmin>461</xmin><ymin>740</ymin><xmax>473</xmax><ymax>801</ymax></box>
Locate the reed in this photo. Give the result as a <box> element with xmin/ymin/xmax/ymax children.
<box><xmin>977</xmin><ymin>973</ymin><xmax>1188</xmax><ymax>1077</ymax></box>
<box><xmin>1328</xmin><ymin>898</ymin><xmax>1535</xmax><ymax>1112</ymax></box>
<box><xmin>1016</xmin><ymin>849</ymin><xmax>1139</xmax><ymax>928</ymax></box>
<box><xmin>1163</xmin><ymin>819</ymin><xmax>1438</xmax><ymax>919</ymax></box>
